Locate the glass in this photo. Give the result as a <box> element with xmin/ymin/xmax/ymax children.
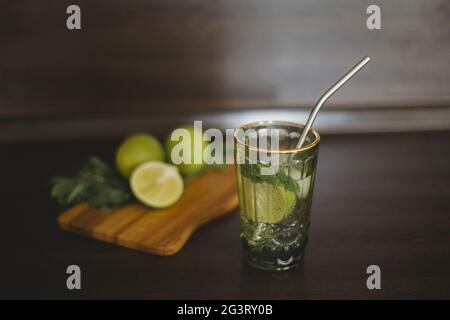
<box><xmin>234</xmin><ymin>121</ymin><xmax>320</xmax><ymax>271</ymax></box>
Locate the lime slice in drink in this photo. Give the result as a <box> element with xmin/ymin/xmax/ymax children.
<box><xmin>130</xmin><ymin>161</ymin><xmax>184</xmax><ymax>208</ymax></box>
<box><xmin>242</xmin><ymin>177</ymin><xmax>296</xmax><ymax>224</ymax></box>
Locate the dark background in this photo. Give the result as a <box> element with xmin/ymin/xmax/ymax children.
<box><xmin>1</xmin><ymin>0</ymin><xmax>450</xmax><ymax>141</ymax></box>
<box><xmin>1</xmin><ymin>1</ymin><xmax>450</xmax><ymax>299</ymax></box>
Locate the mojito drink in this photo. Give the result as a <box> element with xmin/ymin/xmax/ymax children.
<box><xmin>234</xmin><ymin>121</ymin><xmax>320</xmax><ymax>271</ymax></box>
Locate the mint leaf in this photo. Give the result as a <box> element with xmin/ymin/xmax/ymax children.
<box><xmin>51</xmin><ymin>156</ymin><xmax>131</xmax><ymax>210</ymax></box>
<box><xmin>275</xmin><ymin>169</ymin><xmax>300</xmax><ymax>193</ymax></box>
<box><xmin>240</xmin><ymin>163</ymin><xmax>299</xmax><ymax>193</ymax></box>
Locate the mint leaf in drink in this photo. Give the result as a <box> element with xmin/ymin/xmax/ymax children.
<box><xmin>51</xmin><ymin>156</ymin><xmax>131</xmax><ymax>210</ymax></box>
<box><xmin>240</xmin><ymin>163</ymin><xmax>299</xmax><ymax>193</ymax></box>
<box><xmin>275</xmin><ymin>169</ymin><xmax>300</xmax><ymax>193</ymax></box>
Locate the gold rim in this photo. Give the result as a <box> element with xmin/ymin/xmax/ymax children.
<box><xmin>234</xmin><ymin>120</ymin><xmax>320</xmax><ymax>154</ymax></box>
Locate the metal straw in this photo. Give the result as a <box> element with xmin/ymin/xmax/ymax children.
<box><xmin>296</xmin><ymin>56</ymin><xmax>371</xmax><ymax>148</ymax></box>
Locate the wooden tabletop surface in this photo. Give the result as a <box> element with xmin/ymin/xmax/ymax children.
<box><xmin>2</xmin><ymin>130</ymin><xmax>450</xmax><ymax>299</ymax></box>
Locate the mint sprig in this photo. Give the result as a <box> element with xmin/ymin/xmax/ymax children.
<box><xmin>240</xmin><ymin>163</ymin><xmax>299</xmax><ymax>193</ymax></box>
<box><xmin>51</xmin><ymin>157</ymin><xmax>131</xmax><ymax>211</ymax></box>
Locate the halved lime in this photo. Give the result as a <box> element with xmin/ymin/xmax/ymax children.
<box><xmin>242</xmin><ymin>177</ymin><xmax>296</xmax><ymax>224</ymax></box>
<box><xmin>130</xmin><ymin>161</ymin><xmax>184</xmax><ymax>208</ymax></box>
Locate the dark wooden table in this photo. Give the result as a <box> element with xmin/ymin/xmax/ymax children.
<box><xmin>1</xmin><ymin>131</ymin><xmax>450</xmax><ymax>299</ymax></box>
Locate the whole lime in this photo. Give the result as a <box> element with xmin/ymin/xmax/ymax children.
<box><xmin>165</xmin><ymin>125</ymin><xmax>207</xmax><ymax>176</ymax></box>
<box><xmin>116</xmin><ymin>134</ymin><xmax>165</xmax><ymax>177</ymax></box>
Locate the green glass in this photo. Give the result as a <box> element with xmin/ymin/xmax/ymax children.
<box><xmin>234</xmin><ymin>121</ymin><xmax>320</xmax><ymax>271</ymax></box>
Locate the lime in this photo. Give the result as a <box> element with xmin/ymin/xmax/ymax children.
<box><xmin>165</xmin><ymin>125</ymin><xmax>207</xmax><ymax>176</ymax></box>
<box><xmin>242</xmin><ymin>177</ymin><xmax>296</xmax><ymax>224</ymax></box>
<box><xmin>130</xmin><ymin>161</ymin><xmax>183</xmax><ymax>208</ymax></box>
<box><xmin>116</xmin><ymin>134</ymin><xmax>165</xmax><ymax>177</ymax></box>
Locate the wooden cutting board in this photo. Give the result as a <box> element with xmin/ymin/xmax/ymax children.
<box><xmin>57</xmin><ymin>166</ymin><xmax>238</xmax><ymax>256</ymax></box>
